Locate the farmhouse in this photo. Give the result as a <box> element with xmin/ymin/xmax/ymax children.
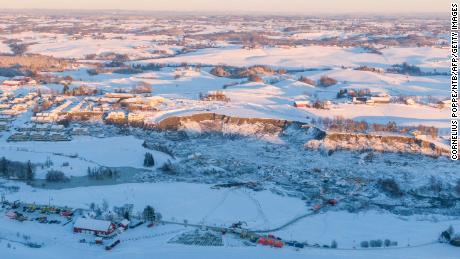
<box><xmin>369</xmin><ymin>95</ymin><xmax>391</xmax><ymax>103</ymax></box>
<box><xmin>73</xmin><ymin>217</ymin><xmax>116</xmax><ymax>235</ymax></box>
<box><xmin>352</xmin><ymin>94</ymin><xmax>391</xmax><ymax>104</ymax></box>
<box><xmin>293</xmin><ymin>100</ymin><xmax>311</xmax><ymax>108</ymax></box>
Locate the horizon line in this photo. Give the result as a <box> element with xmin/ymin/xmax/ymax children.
<box><xmin>0</xmin><ymin>8</ymin><xmax>447</xmax><ymax>16</ymax></box>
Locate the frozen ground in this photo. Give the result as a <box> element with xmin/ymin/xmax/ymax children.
<box><xmin>146</xmin><ymin>46</ymin><xmax>449</xmax><ymax>72</ymax></box>
<box><xmin>0</xmin><ymin>135</ymin><xmax>172</xmax><ymax>179</ymax></box>
<box><xmin>0</xmin><ymin>13</ymin><xmax>456</xmax><ymax>259</ymax></box>
<box><xmin>0</xmin><ymin>180</ymin><xmax>459</xmax><ymax>259</ymax></box>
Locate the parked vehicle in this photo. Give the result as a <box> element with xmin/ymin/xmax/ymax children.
<box><xmin>60</xmin><ymin>210</ymin><xmax>73</xmax><ymax>217</ymax></box>
<box><xmin>294</xmin><ymin>242</ymin><xmax>305</xmax><ymax>248</ymax></box>
<box><xmin>129</xmin><ymin>221</ymin><xmax>144</xmax><ymax>229</ymax></box>
<box><xmin>257</xmin><ymin>236</ymin><xmax>284</xmax><ymax>248</ymax></box>
<box><xmin>105</xmin><ymin>239</ymin><xmax>121</xmax><ymax>251</ymax></box>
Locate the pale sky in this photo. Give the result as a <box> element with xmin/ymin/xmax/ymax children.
<box><xmin>0</xmin><ymin>0</ymin><xmax>449</xmax><ymax>13</ymax></box>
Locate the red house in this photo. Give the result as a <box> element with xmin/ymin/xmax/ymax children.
<box><xmin>73</xmin><ymin>217</ymin><xmax>116</xmax><ymax>235</ymax></box>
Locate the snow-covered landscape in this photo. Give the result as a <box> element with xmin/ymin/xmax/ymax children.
<box><xmin>0</xmin><ymin>4</ymin><xmax>458</xmax><ymax>259</ymax></box>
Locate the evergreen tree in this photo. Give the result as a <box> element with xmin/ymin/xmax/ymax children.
<box><xmin>143</xmin><ymin>205</ymin><xmax>155</xmax><ymax>222</ymax></box>
<box><xmin>143</xmin><ymin>152</ymin><xmax>155</xmax><ymax>167</ymax></box>
<box><xmin>26</xmin><ymin>160</ymin><xmax>34</xmax><ymax>181</ymax></box>
<box><xmin>0</xmin><ymin>157</ymin><xmax>8</xmax><ymax>177</ymax></box>
<box><xmin>62</xmin><ymin>84</ymin><xmax>70</xmax><ymax>94</ymax></box>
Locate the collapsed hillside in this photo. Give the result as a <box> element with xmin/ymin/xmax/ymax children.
<box><xmin>134</xmin><ymin>113</ymin><xmax>459</xmax><ymax>216</ymax></box>
<box><xmin>155</xmin><ymin>113</ymin><xmax>448</xmax><ymax>158</ymax></box>
<box><xmin>305</xmin><ymin>132</ymin><xmax>450</xmax><ymax>158</ymax></box>
<box><xmin>157</xmin><ymin>113</ymin><xmax>290</xmax><ymax>137</ymax></box>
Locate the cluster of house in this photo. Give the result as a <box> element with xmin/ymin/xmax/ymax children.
<box><xmin>1</xmin><ymin>76</ymin><xmax>37</xmax><ymax>87</ymax></box>
<box><xmin>352</xmin><ymin>94</ymin><xmax>391</xmax><ymax>105</ymax></box>
<box><xmin>0</xmin><ymin>113</ymin><xmax>14</xmax><ymax>131</ymax></box>
<box><xmin>0</xmin><ymin>92</ymin><xmax>37</xmax><ymax>117</ymax></box>
<box><xmin>1</xmin><ymin>89</ymin><xmax>168</xmax><ymax>141</ymax></box>
<box><xmin>0</xmin><ymin>93</ymin><xmax>38</xmax><ymax>133</ymax></box>
<box><xmin>100</xmin><ymin>95</ymin><xmax>163</xmax><ymax>126</ymax></box>
<box><xmin>337</xmin><ymin>88</ymin><xmax>391</xmax><ymax>105</ymax></box>
<box><xmin>293</xmin><ymin>88</ymin><xmax>395</xmax><ymax>110</ymax></box>
<box><xmin>31</xmin><ymin>97</ymin><xmax>71</xmax><ymax>123</ymax></box>
<box><xmin>8</xmin><ymin>123</ymin><xmax>71</xmax><ymax>142</ymax></box>
<box><xmin>25</xmin><ymin>93</ymin><xmax>165</xmax><ymax>128</ymax></box>
<box><xmin>200</xmin><ymin>91</ymin><xmax>230</xmax><ymax>102</ymax></box>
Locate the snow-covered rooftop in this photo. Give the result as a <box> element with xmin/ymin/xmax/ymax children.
<box><xmin>73</xmin><ymin>217</ymin><xmax>112</xmax><ymax>231</ymax></box>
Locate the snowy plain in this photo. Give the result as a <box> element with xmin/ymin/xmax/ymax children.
<box><xmin>0</xmin><ymin>15</ymin><xmax>457</xmax><ymax>259</ymax></box>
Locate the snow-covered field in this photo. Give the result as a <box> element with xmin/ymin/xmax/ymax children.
<box><xmin>1</xmin><ymin>181</ymin><xmax>459</xmax><ymax>259</ymax></box>
<box><xmin>148</xmin><ymin>46</ymin><xmax>449</xmax><ymax>71</ymax></box>
<box><xmin>0</xmin><ymin>12</ymin><xmax>456</xmax><ymax>259</ymax></box>
<box><xmin>0</xmin><ymin>135</ymin><xmax>172</xmax><ymax>179</ymax></box>
<box><xmin>40</xmin><ymin>66</ymin><xmax>449</xmax><ymax>131</ymax></box>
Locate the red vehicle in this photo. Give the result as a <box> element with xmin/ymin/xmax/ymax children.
<box><xmin>312</xmin><ymin>204</ymin><xmax>322</xmax><ymax>211</ymax></box>
<box><xmin>60</xmin><ymin>210</ymin><xmax>73</xmax><ymax>217</ymax></box>
<box><xmin>257</xmin><ymin>236</ymin><xmax>284</xmax><ymax>248</ymax></box>
<box><xmin>273</xmin><ymin>241</ymin><xmax>284</xmax><ymax>248</ymax></box>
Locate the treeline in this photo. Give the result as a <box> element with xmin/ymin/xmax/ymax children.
<box><xmin>45</xmin><ymin>170</ymin><xmax>67</xmax><ymax>182</ymax></box>
<box><xmin>357</xmin><ymin>63</ymin><xmax>448</xmax><ymax>76</ymax></box>
<box><xmin>297</xmin><ymin>75</ymin><xmax>337</xmax><ymax>87</ymax></box>
<box><xmin>0</xmin><ymin>157</ymin><xmax>35</xmax><ymax>181</ymax></box>
<box><xmin>210</xmin><ymin>65</ymin><xmax>278</xmax><ymax>79</ymax></box>
<box><xmin>0</xmin><ymin>65</ymin><xmax>27</xmax><ymax>77</ymax></box>
<box><xmin>63</xmin><ymin>85</ymin><xmax>97</xmax><ymax>96</ymax></box>
<box><xmin>186</xmin><ymin>30</ymin><xmax>442</xmax><ymax>48</ymax></box>
<box><xmin>387</xmin><ymin>62</ymin><xmax>422</xmax><ymax>75</ymax></box>
<box><xmin>313</xmin><ymin>116</ymin><xmax>439</xmax><ymax>138</ymax></box>
<box><xmin>87</xmin><ymin>166</ymin><xmax>119</xmax><ymax>180</ymax></box>
<box><xmin>0</xmin><ymin>54</ymin><xmax>71</xmax><ymax>73</ymax></box>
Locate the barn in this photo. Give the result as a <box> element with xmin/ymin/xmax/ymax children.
<box><xmin>73</xmin><ymin>217</ymin><xmax>116</xmax><ymax>235</ymax></box>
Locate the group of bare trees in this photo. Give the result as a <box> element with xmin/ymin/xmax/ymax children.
<box><xmin>313</xmin><ymin>116</ymin><xmax>439</xmax><ymax>138</ymax></box>
<box><xmin>318</xmin><ymin>76</ymin><xmax>337</xmax><ymax>87</ymax></box>
<box><xmin>0</xmin><ymin>157</ymin><xmax>34</xmax><ymax>181</ymax></box>
<box><xmin>297</xmin><ymin>75</ymin><xmax>337</xmax><ymax>87</ymax></box>
<box><xmin>7</xmin><ymin>41</ymin><xmax>28</xmax><ymax>55</ymax></box>
<box><xmin>210</xmin><ymin>65</ymin><xmax>275</xmax><ymax>80</ymax></box>
<box><xmin>298</xmin><ymin>76</ymin><xmax>316</xmax><ymax>86</ymax></box>
<box><xmin>45</xmin><ymin>170</ymin><xmax>67</xmax><ymax>182</ymax></box>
